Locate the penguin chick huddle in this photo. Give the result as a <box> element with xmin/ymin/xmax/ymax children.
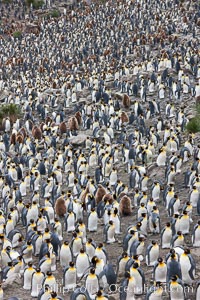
<box><xmin>0</xmin><ymin>0</ymin><xmax>200</xmax><ymax>300</ymax></box>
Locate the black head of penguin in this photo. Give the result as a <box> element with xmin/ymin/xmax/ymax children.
<box><xmin>69</xmin><ymin>261</ymin><xmax>75</xmax><ymax>268</ymax></box>
<box><xmin>157</xmin><ymin>257</ymin><xmax>163</xmax><ymax>263</ymax></box>
<box><xmin>46</xmin><ymin>270</ymin><xmax>52</xmax><ymax>277</ymax></box>
<box><xmin>124</xmin><ymin>271</ymin><xmax>131</xmax><ymax>279</ymax></box>
<box><xmin>91</xmin><ymin>256</ymin><xmax>98</xmax><ymax>266</ymax></box>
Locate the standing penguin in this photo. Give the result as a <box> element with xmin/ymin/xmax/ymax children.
<box><xmin>129</xmin><ymin>262</ymin><xmax>145</xmax><ymax>295</ymax></box>
<box><xmin>149</xmin><ymin>206</ymin><xmax>161</xmax><ymax>234</ymax></box>
<box><xmin>39</xmin><ymin>252</ymin><xmax>51</xmax><ymax>274</ymax></box>
<box><xmin>86</xmin><ymin>238</ymin><xmax>96</xmax><ymax>262</ymax></box>
<box><xmin>110</xmin><ymin>208</ymin><xmax>121</xmax><ymax>234</ymax></box>
<box><xmin>63</xmin><ymin>261</ymin><xmax>77</xmax><ymax>290</ymax></box>
<box><xmin>146</xmin><ymin>240</ymin><xmax>159</xmax><ymax>267</ymax></box>
<box><xmin>171</xmin><ymin>231</ymin><xmax>185</xmax><ymax>247</ymax></box>
<box><xmin>87</xmin><ymin>208</ymin><xmax>98</xmax><ymax>232</ymax></box>
<box><xmin>168</xmin><ymin>195</ymin><xmax>180</xmax><ymax>217</ymax></box>
<box><xmin>119</xmin><ymin>271</ymin><xmax>136</xmax><ymax>300</ymax></box>
<box><xmin>192</xmin><ymin>220</ymin><xmax>200</xmax><ymax>247</ymax></box>
<box><xmin>161</xmin><ymin>222</ymin><xmax>173</xmax><ymax>249</ymax></box>
<box><xmin>21</xmin><ymin>240</ymin><xmax>33</xmax><ymax>263</ymax></box>
<box><xmin>76</xmin><ymin>248</ymin><xmax>90</xmax><ymax>278</ymax></box>
<box><xmin>70</xmin><ymin>287</ymin><xmax>91</xmax><ymax>300</ymax></box>
<box><xmin>196</xmin><ymin>281</ymin><xmax>200</xmax><ymax>300</ymax></box>
<box><xmin>23</xmin><ymin>262</ymin><xmax>36</xmax><ymax>290</ymax></box>
<box><xmin>70</xmin><ymin>232</ymin><xmax>83</xmax><ymax>258</ymax></box>
<box><xmin>104</xmin><ymin>220</ymin><xmax>116</xmax><ymax>244</ymax></box>
<box><xmin>151</xmin><ymin>181</ymin><xmax>161</xmax><ymax>202</ymax></box>
<box><xmin>145</xmin><ymin>281</ymin><xmax>163</xmax><ymax>300</ymax></box>
<box><xmin>43</xmin><ymin>271</ymin><xmax>56</xmax><ymax>290</ymax></box>
<box><xmin>156</xmin><ymin>147</ymin><xmax>167</xmax><ymax>166</ymax></box>
<box><xmin>178</xmin><ymin>211</ymin><xmax>190</xmax><ymax>234</ymax></box>
<box><xmin>169</xmin><ymin>276</ymin><xmax>186</xmax><ymax>300</ymax></box>
<box><xmin>166</xmin><ymin>252</ymin><xmax>182</xmax><ymax>283</ymax></box>
<box><xmin>85</xmin><ymin>268</ymin><xmax>100</xmax><ymax>300</ymax></box>
<box><xmin>179</xmin><ymin>248</ymin><xmax>196</xmax><ymax>285</ymax></box>
<box><xmin>189</xmin><ymin>186</ymin><xmax>199</xmax><ymax>207</ymax></box>
<box><xmin>153</xmin><ymin>257</ymin><xmax>167</xmax><ymax>283</ymax></box>
<box><xmin>31</xmin><ymin>268</ymin><xmax>45</xmax><ymax>297</ymax></box>
<box><xmin>94</xmin><ymin>243</ymin><xmax>108</xmax><ymax>265</ymax></box>
<box><xmin>65</xmin><ymin>210</ymin><xmax>76</xmax><ymax>233</ymax></box>
<box><xmin>116</xmin><ymin>251</ymin><xmax>130</xmax><ymax>277</ymax></box>
<box><xmin>60</xmin><ymin>241</ymin><xmax>73</xmax><ymax>268</ymax></box>
<box><xmin>98</xmin><ymin>263</ymin><xmax>117</xmax><ymax>291</ymax></box>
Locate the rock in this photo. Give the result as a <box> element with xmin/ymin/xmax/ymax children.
<box><xmin>69</xmin><ymin>134</ymin><xmax>87</xmax><ymax>145</ymax></box>
<box><xmin>2</xmin><ymin>274</ymin><xmax>22</xmax><ymax>289</ymax></box>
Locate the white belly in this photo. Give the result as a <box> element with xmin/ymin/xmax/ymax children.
<box><xmin>64</xmin><ymin>270</ymin><xmax>77</xmax><ymax>289</ymax></box>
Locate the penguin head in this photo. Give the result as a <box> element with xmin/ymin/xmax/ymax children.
<box><xmin>184</xmin><ymin>248</ymin><xmax>190</xmax><ymax>255</ymax></box>
<box><xmin>124</xmin><ymin>271</ymin><xmax>131</xmax><ymax>279</ymax></box>
<box><xmin>27</xmin><ymin>240</ymin><xmax>32</xmax><ymax>246</ymax></box>
<box><xmin>50</xmin><ymin>291</ymin><xmax>57</xmax><ymax>299</ymax></box>
<box><xmin>122</xmin><ymin>251</ymin><xmax>128</xmax><ymax>258</ymax></box>
<box><xmin>155</xmin><ymin>281</ymin><xmax>162</xmax><ymax>287</ymax></box>
<box><xmin>157</xmin><ymin>257</ymin><xmax>163</xmax><ymax>263</ymax></box>
<box><xmin>132</xmin><ymin>262</ymin><xmax>139</xmax><ymax>269</ymax></box>
<box><xmin>46</xmin><ymin>271</ymin><xmax>52</xmax><ymax>277</ymax></box>
<box><xmin>72</xmin><ymin>232</ymin><xmax>77</xmax><ymax>238</ymax></box>
<box><xmin>136</xmin><ymin>222</ymin><xmax>142</xmax><ymax>229</ymax></box>
<box><xmin>171</xmin><ymin>275</ymin><xmax>178</xmax><ymax>282</ymax></box>
<box><xmin>28</xmin><ymin>261</ymin><xmax>33</xmax><ymax>267</ymax></box>
<box><xmin>130</xmin><ymin>230</ymin><xmax>135</xmax><ymax>235</ymax></box>
<box><xmin>87</xmin><ymin>238</ymin><xmax>93</xmax><ymax>244</ymax></box>
<box><xmin>29</xmin><ymin>219</ymin><xmax>35</xmax><ymax>225</ymax></box>
<box><xmin>7</xmin><ymin>261</ymin><xmax>13</xmax><ymax>267</ymax></box>
<box><xmin>96</xmin><ymin>290</ymin><xmax>103</xmax><ymax>297</ymax></box>
<box><xmin>90</xmin><ymin>267</ymin><xmax>95</xmax><ymax>274</ymax></box>
<box><xmin>6</xmin><ymin>246</ymin><xmax>11</xmax><ymax>252</ymax></box>
<box><xmin>98</xmin><ymin>243</ymin><xmax>104</xmax><ymax>249</ymax></box>
<box><xmin>69</xmin><ymin>261</ymin><xmax>75</xmax><ymax>268</ymax></box>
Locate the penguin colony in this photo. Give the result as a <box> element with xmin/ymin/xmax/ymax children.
<box><xmin>0</xmin><ymin>0</ymin><xmax>200</xmax><ymax>299</ymax></box>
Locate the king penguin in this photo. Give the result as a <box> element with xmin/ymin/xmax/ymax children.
<box><xmin>179</xmin><ymin>248</ymin><xmax>196</xmax><ymax>285</ymax></box>
<box><xmin>192</xmin><ymin>220</ymin><xmax>200</xmax><ymax>247</ymax></box>
<box><xmin>169</xmin><ymin>276</ymin><xmax>186</xmax><ymax>300</ymax></box>
<box><xmin>116</xmin><ymin>251</ymin><xmax>130</xmax><ymax>277</ymax></box>
<box><xmin>23</xmin><ymin>261</ymin><xmax>36</xmax><ymax>290</ymax></box>
<box><xmin>76</xmin><ymin>248</ymin><xmax>90</xmax><ymax>278</ymax></box>
<box><xmin>63</xmin><ymin>261</ymin><xmax>77</xmax><ymax>290</ymax></box>
<box><xmin>85</xmin><ymin>267</ymin><xmax>100</xmax><ymax>300</ymax></box>
<box><xmin>119</xmin><ymin>271</ymin><xmax>136</xmax><ymax>300</ymax></box>
<box><xmin>145</xmin><ymin>281</ymin><xmax>163</xmax><ymax>300</ymax></box>
<box><xmin>60</xmin><ymin>241</ymin><xmax>73</xmax><ymax>268</ymax></box>
<box><xmin>31</xmin><ymin>268</ymin><xmax>45</xmax><ymax>297</ymax></box>
<box><xmin>161</xmin><ymin>222</ymin><xmax>173</xmax><ymax>249</ymax></box>
<box><xmin>153</xmin><ymin>257</ymin><xmax>167</xmax><ymax>283</ymax></box>
<box><xmin>146</xmin><ymin>240</ymin><xmax>159</xmax><ymax>267</ymax></box>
